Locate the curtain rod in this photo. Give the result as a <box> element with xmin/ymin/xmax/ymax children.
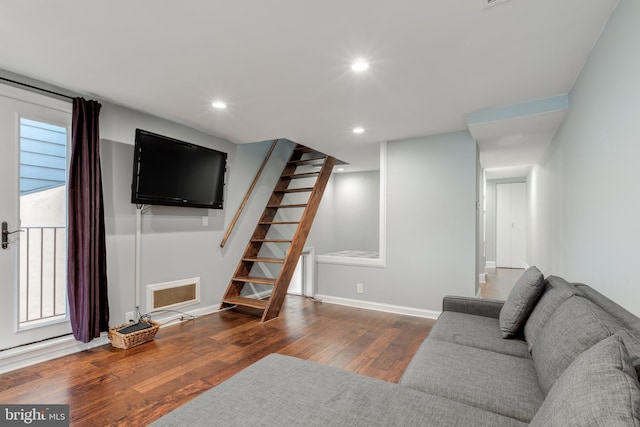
<box><xmin>0</xmin><ymin>76</ymin><xmax>75</xmax><ymax>101</ymax></box>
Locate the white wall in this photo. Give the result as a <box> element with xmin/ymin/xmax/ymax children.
<box><xmin>312</xmin><ymin>131</ymin><xmax>477</xmax><ymax>313</ymax></box>
<box><xmin>100</xmin><ymin>102</ymin><xmax>293</xmax><ymax>324</ymax></box>
<box><xmin>20</xmin><ymin>186</ymin><xmax>65</xmax><ymax>227</ymax></box>
<box><xmin>528</xmin><ymin>0</ymin><xmax>640</xmax><ymax>315</ymax></box>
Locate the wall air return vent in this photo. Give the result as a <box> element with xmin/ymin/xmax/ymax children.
<box><xmin>147</xmin><ymin>277</ymin><xmax>200</xmax><ymax>313</ymax></box>
<box><xmin>481</xmin><ymin>0</ymin><xmax>510</xmax><ymax>10</ymax></box>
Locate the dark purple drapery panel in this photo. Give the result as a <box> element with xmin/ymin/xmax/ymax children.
<box><xmin>67</xmin><ymin>97</ymin><xmax>109</xmax><ymax>343</ymax></box>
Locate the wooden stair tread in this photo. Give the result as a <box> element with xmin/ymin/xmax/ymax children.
<box><xmin>276</xmin><ymin>187</ymin><xmax>314</xmax><ymax>193</ymax></box>
<box><xmin>281</xmin><ymin>172</ymin><xmax>320</xmax><ymax>179</ymax></box>
<box><xmin>222</xmin><ymin>296</ymin><xmax>268</xmax><ymax>310</ymax></box>
<box><xmin>293</xmin><ymin>146</ymin><xmax>315</xmax><ymax>153</ymax></box>
<box><xmin>233</xmin><ymin>276</ymin><xmax>277</xmax><ymax>285</ymax></box>
<box><xmin>259</xmin><ymin>221</ymin><xmax>300</xmax><ymax>225</ymax></box>
<box><xmin>288</xmin><ymin>158</ymin><xmax>326</xmax><ymax>166</ymax></box>
<box><xmin>242</xmin><ymin>257</ymin><xmax>284</xmax><ymax>264</ymax></box>
<box><xmin>266</xmin><ymin>203</ymin><xmax>307</xmax><ymax>209</ymax></box>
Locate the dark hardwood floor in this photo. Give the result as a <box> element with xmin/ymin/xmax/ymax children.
<box><xmin>0</xmin><ymin>296</ymin><xmax>434</xmax><ymax>426</ymax></box>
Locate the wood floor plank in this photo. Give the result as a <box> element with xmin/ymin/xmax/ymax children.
<box><xmin>0</xmin><ymin>295</ymin><xmax>434</xmax><ymax>426</ymax></box>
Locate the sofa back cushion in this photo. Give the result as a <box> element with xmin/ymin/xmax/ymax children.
<box><xmin>576</xmin><ymin>283</ymin><xmax>640</xmax><ymax>337</ymax></box>
<box><xmin>532</xmin><ymin>296</ymin><xmax>623</xmax><ymax>394</ymax></box>
<box><xmin>499</xmin><ymin>266</ymin><xmax>545</xmax><ymax>338</ymax></box>
<box><xmin>524</xmin><ymin>276</ymin><xmax>582</xmax><ymax>351</ymax></box>
<box><xmin>617</xmin><ymin>329</ymin><xmax>640</xmax><ymax>378</ymax></box>
<box><xmin>530</xmin><ymin>335</ymin><xmax>640</xmax><ymax>427</ymax></box>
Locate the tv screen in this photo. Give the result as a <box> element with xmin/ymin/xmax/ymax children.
<box><xmin>131</xmin><ymin>129</ymin><xmax>227</xmax><ymax>209</ymax></box>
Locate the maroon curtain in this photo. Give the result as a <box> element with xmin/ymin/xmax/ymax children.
<box><xmin>67</xmin><ymin>98</ymin><xmax>109</xmax><ymax>343</ymax></box>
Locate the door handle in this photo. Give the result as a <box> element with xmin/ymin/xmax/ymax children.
<box><xmin>1</xmin><ymin>221</ymin><xmax>24</xmax><ymax>250</ymax></box>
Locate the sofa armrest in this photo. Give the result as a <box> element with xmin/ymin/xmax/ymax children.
<box><xmin>442</xmin><ymin>296</ymin><xmax>504</xmax><ymax>319</ymax></box>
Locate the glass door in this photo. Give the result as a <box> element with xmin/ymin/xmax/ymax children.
<box><xmin>0</xmin><ymin>83</ymin><xmax>72</xmax><ymax>350</ymax></box>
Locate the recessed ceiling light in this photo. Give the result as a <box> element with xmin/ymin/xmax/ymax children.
<box><xmin>353</xmin><ymin>127</ymin><xmax>365</xmax><ymax>134</ymax></box>
<box><xmin>351</xmin><ymin>60</ymin><xmax>369</xmax><ymax>72</ymax></box>
<box><xmin>212</xmin><ymin>101</ymin><xmax>227</xmax><ymax>109</ymax></box>
<box><xmin>337</xmin><ymin>168</ymin><xmax>345</xmax><ymax>172</ymax></box>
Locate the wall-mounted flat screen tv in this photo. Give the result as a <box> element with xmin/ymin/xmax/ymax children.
<box><xmin>131</xmin><ymin>129</ymin><xmax>227</xmax><ymax>209</ymax></box>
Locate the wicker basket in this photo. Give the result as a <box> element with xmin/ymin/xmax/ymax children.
<box><xmin>108</xmin><ymin>320</ymin><xmax>160</xmax><ymax>349</ymax></box>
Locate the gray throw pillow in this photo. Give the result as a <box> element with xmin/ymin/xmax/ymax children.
<box><xmin>499</xmin><ymin>266</ymin><xmax>545</xmax><ymax>338</ymax></box>
<box><xmin>530</xmin><ymin>335</ymin><xmax>640</xmax><ymax>426</ymax></box>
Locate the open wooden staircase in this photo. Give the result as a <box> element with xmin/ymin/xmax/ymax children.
<box><xmin>221</xmin><ymin>144</ymin><xmax>335</xmax><ymax>321</ymax></box>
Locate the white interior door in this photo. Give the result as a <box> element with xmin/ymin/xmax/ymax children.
<box><xmin>496</xmin><ymin>182</ymin><xmax>526</xmax><ymax>268</ymax></box>
<box><xmin>0</xmin><ymin>84</ymin><xmax>72</xmax><ymax>351</ymax></box>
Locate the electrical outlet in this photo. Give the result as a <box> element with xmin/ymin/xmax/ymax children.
<box><xmin>202</xmin><ymin>216</ymin><xmax>209</xmax><ymax>227</ymax></box>
<box><xmin>125</xmin><ymin>311</ymin><xmax>135</xmax><ymax>323</ymax></box>
<box><xmin>356</xmin><ymin>283</ymin><xmax>364</xmax><ymax>294</ymax></box>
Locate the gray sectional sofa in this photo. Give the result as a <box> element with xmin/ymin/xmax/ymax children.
<box><xmin>152</xmin><ymin>269</ymin><xmax>640</xmax><ymax>426</ymax></box>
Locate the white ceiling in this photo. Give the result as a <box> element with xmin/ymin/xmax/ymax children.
<box><xmin>0</xmin><ymin>0</ymin><xmax>618</xmax><ymax>173</ymax></box>
<box><xmin>472</xmin><ymin>109</ymin><xmax>568</xmax><ymax>171</ymax></box>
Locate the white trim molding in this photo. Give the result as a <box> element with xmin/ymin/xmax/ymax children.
<box><xmin>315</xmin><ymin>294</ymin><xmax>441</xmax><ymax>319</ymax></box>
<box><xmin>485</xmin><ymin>261</ymin><xmax>496</xmax><ymax>272</ymax></box>
<box><xmin>316</xmin><ymin>255</ymin><xmax>386</xmax><ymax>268</ymax></box>
<box><xmin>301</xmin><ymin>247</ymin><xmax>316</xmax><ymax>297</ymax></box>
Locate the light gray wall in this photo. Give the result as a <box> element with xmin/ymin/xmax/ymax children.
<box><xmin>313</xmin><ymin>131</ymin><xmax>477</xmax><ymax>312</ymax></box>
<box><xmin>307</xmin><ymin>171</ymin><xmax>335</xmax><ymax>255</ymax></box>
<box><xmin>100</xmin><ymin>102</ymin><xmax>293</xmax><ymax>324</ymax></box>
<box><xmin>527</xmin><ymin>0</ymin><xmax>640</xmax><ymax>315</ymax></box>
<box><xmin>311</xmin><ymin>170</ymin><xmax>380</xmax><ymax>254</ymax></box>
<box><xmin>333</xmin><ymin>170</ymin><xmax>380</xmax><ymax>252</ymax></box>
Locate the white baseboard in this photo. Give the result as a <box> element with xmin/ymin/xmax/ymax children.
<box><xmin>485</xmin><ymin>261</ymin><xmax>496</xmax><ymax>272</ymax></box>
<box><xmin>0</xmin><ymin>334</ymin><xmax>110</xmax><ymax>375</ymax></box>
<box><xmin>147</xmin><ymin>303</ymin><xmax>224</xmax><ymax>326</ymax></box>
<box><xmin>479</xmin><ymin>273</ymin><xmax>487</xmax><ymax>284</ymax></box>
<box><xmin>315</xmin><ymin>294</ymin><xmax>441</xmax><ymax>319</ymax></box>
<box><xmin>0</xmin><ymin>303</ymin><xmax>225</xmax><ymax>374</ymax></box>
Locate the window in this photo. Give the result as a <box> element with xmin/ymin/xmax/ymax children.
<box><xmin>19</xmin><ymin>118</ymin><xmax>68</xmax><ymax>327</ymax></box>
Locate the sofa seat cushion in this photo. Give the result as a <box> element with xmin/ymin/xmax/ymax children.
<box><xmin>429</xmin><ymin>311</ymin><xmax>531</xmax><ymax>358</ymax></box>
<box><xmin>524</xmin><ymin>275</ymin><xmax>582</xmax><ymax>351</ymax></box>
<box><xmin>499</xmin><ymin>266</ymin><xmax>545</xmax><ymax>338</ymax></box>
<box><xmin>400</xmin><ymin>339</ymin><xmax>543</xmax><ymax>423</ymax></box>
<box><xmin>150</xmin><ymin>354</ymin><xmax>528</xmax><ymax>427</ymax></box>
<box><xmin>532</xmin><ymin>295</ymin><xmax>623</xmax><ymax>394</ymax></box>
<box><xmin>530</xmin><ymin>335</ymin><xmax>640</xmax><ymax>426</ymax></box>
